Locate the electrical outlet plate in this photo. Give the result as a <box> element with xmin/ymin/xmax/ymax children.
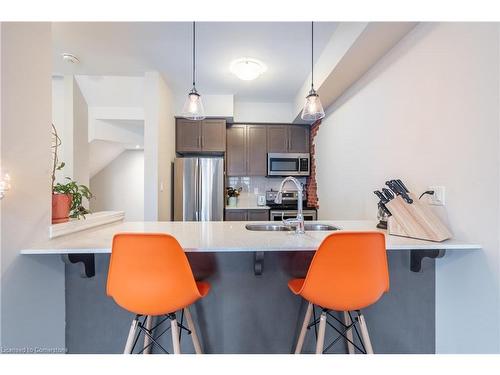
<box><xmin>429</xmin><ymin>186</ymin><xmax>445</xmax><ymax>206</ymax></box>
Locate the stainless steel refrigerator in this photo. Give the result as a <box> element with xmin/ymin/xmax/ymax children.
<box><xmin>173</xmin><ymin>157</ymin><xmax>224</xmax><ymax>221</ymax></box>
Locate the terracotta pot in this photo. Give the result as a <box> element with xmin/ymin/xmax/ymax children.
<box><xmin>52</xmin><ymin>193</ymin><xmax>72</xmax><ymax>224</ymax></box>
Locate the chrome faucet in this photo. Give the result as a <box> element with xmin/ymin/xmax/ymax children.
<box><xmin>274</xmin><ymin>176</ymin><xmax>305</xmax><ymax>234</ymax></box>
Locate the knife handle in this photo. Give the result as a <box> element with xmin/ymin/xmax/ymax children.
<box><xmin>382</xmin><ymin>188</ymin><xmax>394</xmax><ymax>200</ymax></box>
<box><xmin>387</xmin><ymin>180</ymin><xmax>413</xmax><ymax>204</ymax></box>
<box><xmin>396</xmin><ymin>179</ymin><xmax>410</xmax><ymax>193</ymax></box>
<box><xmin>378</xmin><ymin>202</ymin><xmax>392</xmax><ymax>216</ymax></box>
<box><xmin>374</xmin><ymin>190</ymin><xmax>388</xmax><ymax>204</ymax></box>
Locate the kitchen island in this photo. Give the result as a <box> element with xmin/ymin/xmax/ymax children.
<box><xmin>22</xmin><ymin>219</ymin><xmax>479</xmax><ymax>254</ymax></box>
<box><xmin>21</xmin><ymin>220</ymin><xmax>480</xmax><ymax>354</ymax></box>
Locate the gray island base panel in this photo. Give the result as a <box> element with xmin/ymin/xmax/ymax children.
<box><xmin>66</xmin><ymin>251</ymin><xmax>435</xmax><ymax>354</ymax></box>
<box><xmin>21</xmin><ymin>220</ymin><xmax>479</xmax><ymax>354</ymax></box>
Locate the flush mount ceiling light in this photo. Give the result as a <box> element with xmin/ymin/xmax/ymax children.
<box><xmin>61</xmin><ymin>53</ymin><xmax>80</xmax><ymax>64</ymax></box>
<box><xmin>182</xmin><ymin>22</ymin><xmax>205</xmax><ymax>120</ymax></box>
<box><xmin>301</xmin><ymin>22</ymin><xmax>325</xmax><ymax>122</ymax></box>
<box><xmin>230</xmin><ymin>58</ymin><xmax>267</xmax><ymax>81</ymax></box>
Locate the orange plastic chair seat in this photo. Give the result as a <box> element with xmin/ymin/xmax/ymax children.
<box><xmin>107</xmin><ymin>233</ymin><xmax>211</xmax><ymax>316</ymax></box>
<box><xmin>289</xmin><ymin>231</ymin><xmax>389</xmax><ymax>311</ymax></box>
<box><xmin>288</xmin><ymin>278</ymin><xmax>305</xmax><ymax>295</ymax></box>
<box><xmin>196</xmin><ymin>281</ymin><xmax>211</xmax><ymax>298</ymax></box>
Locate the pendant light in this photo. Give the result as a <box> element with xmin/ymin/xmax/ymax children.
<box><xmin>301</xmin><ymin>22</ymin><xmax>325</xmax><ymax>121</ymax></box>
<box><xmin>182</xmin><ymin>22</ymin><xmax>205</xmax><ymax>120</ymax></box>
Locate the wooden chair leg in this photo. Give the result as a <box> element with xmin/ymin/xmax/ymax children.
<box><xmin>142</xmin><ymin>316</ymin><xmax>154</xmax><ymax>354</ymax></box>
<box><xmin>358</xmin><ymin>313</ymin><xmax>374</xmax><ymax>354</ymax></box>
<box><xmin>343</xmin><ymin>311</ymin><xmax>355</xmax><ymax>354</ymax></box>
<box><xmin>295</xmin><ymin>302</ymin><xmax>313</xmax><ymax>354</ymax></box>
<box><xmin>170</xmin><ymin>314</ymin><xmax>181</xmax><ymax>354</ymax></box>
<box><xmin>184</xmin><ymin>307</ymin><xmax>203</xmax><ymax>354</ymax></box>
<box><xmin>315</xmin><ymin>311</ymin><xmax>327</xmax><ymax>354</ymax></box>
<box><xmin>124</xmin><ymin>317</ymin><xmax>139</xmax><ymax>354</ymax></box>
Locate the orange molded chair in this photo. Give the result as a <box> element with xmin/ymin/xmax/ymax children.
<box><xmin>289</xmin><ymin>231</ymin><xmax>389</xmax><ymax>354</ymax></box>
<box><xmin>107</xmin><ymin>233</ymin><xmax>210</xmax><ymax>354</ymax></box>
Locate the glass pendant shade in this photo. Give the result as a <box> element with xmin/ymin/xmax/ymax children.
<box><xmin>183</xmin><ymin>22</ymin><xmax>205</xmax><ymax>120</ymax></box>
<box><xmin>301</xmin><ymin>88</ymin><xmax>325</xmax><ymax>121</ymax></box>
<box><xmin>182</xmin><ymin>88</ymin><xmax>205</xmax><ymax>120</ymax></box>
<box><xmin>301</xmin><ymin>22</ymin><xmax>325</xmax><ymax>122</ymax></box>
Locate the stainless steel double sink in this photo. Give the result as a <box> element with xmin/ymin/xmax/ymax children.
<box><xmin>245</xmin><ymin>223</ymin><xmax>340</xmax><ymax>232</ymax></box>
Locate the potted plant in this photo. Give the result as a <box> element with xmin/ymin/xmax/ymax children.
<box><xmin>51</xmin><ymin>124</ymin><xmax>93</xmax><ymax>224</ymax></box>
<box><xmin>226</xmin><ymin>186</ymin><xmax>242</xmax><ymax>207</ymax></box>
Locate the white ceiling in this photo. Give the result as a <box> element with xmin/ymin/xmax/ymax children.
<box><xmin>52</xmin><ymin>22</ymin><xmax>338</xmax><ymax>102</ymax></box>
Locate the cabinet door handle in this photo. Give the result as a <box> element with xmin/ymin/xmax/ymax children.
<box><xmin>201</xmin><ymin>136</ymin><xmax>204</xmax><ymax>149</ymax></box>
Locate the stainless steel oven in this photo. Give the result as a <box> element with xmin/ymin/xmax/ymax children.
<box><xmin>270</xmin><ymin>209</ymin><xmax>317</xmax><ymax>221</ymax></box>
<box><xmin>267</xmin><ymin>153</ymin><xmax>310</xmax><ymax>177</ymax></box>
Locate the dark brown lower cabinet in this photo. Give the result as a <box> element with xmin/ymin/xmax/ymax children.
<box><xmin>247</xmin><ymin>210</ymin><xmax>269</xmax><ymax>221</ymax></box>
<box><xmin>225</xmin><ymin>210</ymin><xmax>247</xmax><ymax>221</ymax></box>
<box><xmin>225</xmin><ymin>209</ymin><xmax>269</xmax><ymax>221</ymax></box>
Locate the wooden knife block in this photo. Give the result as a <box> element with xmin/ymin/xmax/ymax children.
<box><xmin>386</xmin><ymin>193</ymin><xmax>452</xmax><ymax>242</ymax></box>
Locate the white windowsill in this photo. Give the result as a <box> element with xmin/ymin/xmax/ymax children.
<box><xmin>49</xmin><ymin>211</ymin><xmax>125</xmax><ymax>239</ymax></box>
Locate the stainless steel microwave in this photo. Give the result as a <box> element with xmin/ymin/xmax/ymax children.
<box><xmin>267</xmin><ymin>153</ymin><xmax>310</xmax><ymax>176</ymax></box>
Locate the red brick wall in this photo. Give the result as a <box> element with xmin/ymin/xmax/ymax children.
<box><xmin>306</xmin><ymin>120</ymin><xmax>322</xmax><ymax>208</ymax></box>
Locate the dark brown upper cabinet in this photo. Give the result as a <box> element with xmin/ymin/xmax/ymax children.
<box><xmin>226</xmin><ymin>125</ymin><xmax>247</xmax><ymax>176</ymax></box>
<box><xmin>266</xmin><ymin>125</ymin><xmax>288</xmax><ymax>153</ymax></box>
<box><xmin>247</xmin><ymin>125</ymin><xmax>268</xmax><ymax>176</ymax></box>
<box><xmin>226</xmin><ymin>124</ymin><xmax>268</xmax><ymax>177</ymax></box>
<box><xmin>267</xmin><ymin>125</ymin><xmax>309</xmax><ymax>153</ymax></box>
<box><xmin>176</xmin><ymin>118</ymin><xmax>226</xmax><ymax>153</ymax></box>
<box><xmin>201</xmin><ymin>119</ymin><xmax>226</xmax><ymax>152</ymax></box>
<box><xmin>176</xmin><ymin>119</ymin><xmax>201</xmax><ymax>153</ymax></box>
<box><xmin>288</xmin><ymin>125</ymin><xmax>310</xmax><ymax>153</ymax></box>
<box><xmin>227</xmin><ymin>123</ymin><xmax>310</xmax><ymax>177</ymax></box>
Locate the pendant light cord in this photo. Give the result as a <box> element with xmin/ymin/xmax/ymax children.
<box><xmin>311</xmin><ymin>21</ymin><xmax>314</xmax><ymax>90</ymax></box>
<box><xmin>192</xmin><ymin>21</ymin><xmax>196</xmax><ymax>87</ymax></box>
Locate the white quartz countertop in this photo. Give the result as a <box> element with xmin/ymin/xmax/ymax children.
<box><xmin>21</xmin><ymin>220</ymin><xmax>481</xmax><ymax>255</ymax></box>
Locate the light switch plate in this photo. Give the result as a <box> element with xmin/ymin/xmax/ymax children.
<box><xmin>429</xmin><ymin>186</ymin><xmax>445</xmax><ymax>206</ymax></box>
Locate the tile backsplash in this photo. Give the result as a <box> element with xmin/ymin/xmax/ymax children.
<box><xmin>226</xmin><ymin>176</ymin><xmax>307</xmax><ymax>195</ymax></box>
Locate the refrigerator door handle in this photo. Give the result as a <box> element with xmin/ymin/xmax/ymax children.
<box><xmin>197</xmin><ymin>159</ymin><xmax>203</xmax><ymax>221</ymax></box>
<box><xmin>195</xmin><ymin>159</ymin><xmax>200</xmax><ymax>221</ymax></box>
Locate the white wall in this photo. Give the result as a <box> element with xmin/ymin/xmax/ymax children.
<box><xmin>0</xmin><ymin>20</ymin><xmax>3</xmax><ymax>346</ymax></box>
<box><xmin>51</xmin><ymin>76</ymin><xmax>66</xmax><ymax>184</ymax></box>
<box><xmin>52</xmin><ymin>76</ymin><xmax>90</xmax><ymax>190</ymax></box>
<box><xmin>1</xmin><ymin>23</ymin><xmax>65</xmax><ymax>350</ymax></box>
<box><xmin>90</xmin><ymin>150</ymin><xmax>144</xmax><ymax>221</ymax></box>
<box><xmin>315</xmin><ymin>23</ymin><xmax>500</xmax><ymax>353</ymax></box>
<box><xmin>144</xmin><ymin>72</ymin><xmax>176</xmax><ymax>221</ymax></box>
<box><xmin>90</xmin><ymin>118</ymin><xmax>144</xmax><ymax>146</ymax></box>
<box><xmin>293</xmin><ymin>23</ymin><xmax>368</xmax><ymax>118</ymax></box>
<box><xmin>71</xmin><ymin>77</ymin><xmax>89</xmax><ymax>189</ymax></box>
<box><xmin>157</xmin><ymin>74</ymin><xmax>175</xmax><ymax>221</ymax></box>
<box><xmin>75</xmin><ymin>75</ymin><xmax>145</xmax><ymax>107</ymax></box>
<box><xmin>174</xmin><ymin>94</ymin><xmax>233</xmax><ymax>118</ymax></box>
<box><xmin>233</xmin><ymin>101</ymin><xmax>294</xmax><ymax>123</ymax></box>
